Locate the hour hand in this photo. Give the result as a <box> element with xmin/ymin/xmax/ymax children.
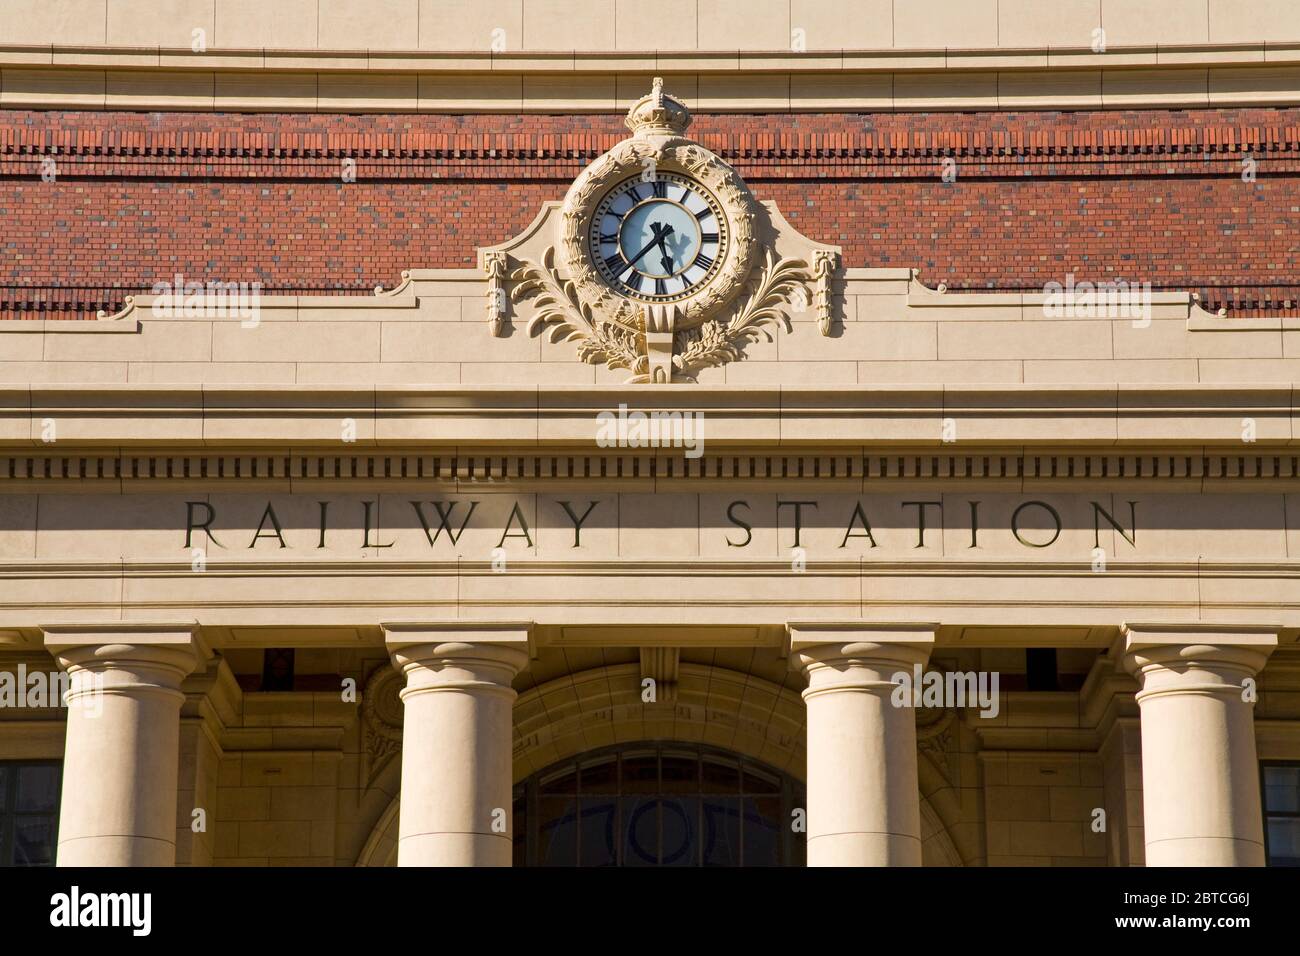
<box><xmin>651</xmin><ymin>224</ymin><xmax>676</xmax><ymax>275</ymax></box>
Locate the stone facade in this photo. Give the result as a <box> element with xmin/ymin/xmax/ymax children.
<box><xmin>1</xmin><ymin>1</ymin><xmax>1299</xmax><ymax>869</ymax></box>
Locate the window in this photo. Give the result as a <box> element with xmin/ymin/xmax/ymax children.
<box><xmin>512</xmin><ymin>743</ymin><xmax>805</xmax><ymax>867</ymax></box>
<box><xmin>1262</xmin><ymin>763</ymin><xmax>1300</xmax><ymax>866</ymax></box>
<box><xmin>0</xmin><ymin>761</ymin><xmax>61</xmax><ymax>866</ymax></box>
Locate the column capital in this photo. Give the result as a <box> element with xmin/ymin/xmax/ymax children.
<box><xmin>787</xmin><ymin>622</ymin><xmax>936</xmax><ymax>674</ymax></box>
<box><xmin>382</xmin><ymin>621</ymin><xmax>531</xmax><ymax>655</ymax></box>
<box><xmin>42</xmin><ymin>622</ymin><xmax>210</xmax><ymax>681</ymax></box>
<box><xmin>383</xmin><ymin>622</ymin><xmax>530</xmax><ymax>699</ymax></box>
<box><xmin>1121</xmin><ymin>623</ymin><xmax>1277</xmax><ymax>680</ymax></box>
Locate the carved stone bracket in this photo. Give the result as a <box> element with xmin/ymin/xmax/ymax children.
<box><xmin>484</xmin><ymin>251</ymin><xmax>508</xmax><ymax>337</ymax></box>
<box><xmin>640</xmin><ymin>646</ymin><xmax>680</xmax><ymax>704</ymax></box>
<box><xmin>360</xmin><ymin>664</ymin><xmax>404</xmax><ymax>790</ymax></box>
<box><xmin>813</xmin><ymin>249</ymin><xmax>840</xmax><ymax>336</ymax></box>
<box><xmin>915</xmin><ymin>694</ymin><xmax>959</xmax><ymax>785</ymax></box>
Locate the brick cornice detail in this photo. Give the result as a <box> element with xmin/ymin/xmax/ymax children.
<box><xmin>5</xmin><ymin>109</ymin><xmax>1300</xmax><ymax>165</ymax></box>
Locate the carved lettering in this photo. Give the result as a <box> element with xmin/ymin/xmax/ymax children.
<box><xmin>558</xmin><ymin>500</ymin><xmax>599</xmax><ymax>548</ymax></box>
<box><xmin>726</xmin><ymin>500</ymin><xmax>753</xmax><ymax>548</ymax></box>
<box><xmin>839</xmin><ymin>501</ymin><xmax>878</xmax><ymax>549</ymax></box>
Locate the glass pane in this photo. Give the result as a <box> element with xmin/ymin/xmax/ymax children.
<box><xmin>539</xmin><ymin>767</ymin><xmax>577</xmax><ymax>796</ymax></box>
<box><xmin>741</xmin><ymin>764</ymin><xmax>781</xmax><ymax>795</ymax></box>
<box><xmin>13</xmin><ymin>817</ymin><xmax>55</xmax><ymax>866</ymax></box>
<box><xmin>15</xmin><ymin>765</ymin><xmax>58</xmax><ymax>812</ymax></box>
<box><xmin>578</xmin><ymin>758</ymin><xmax>617</xmax><ymax>795</ymax></box>
<box><xmin>579</xmin><ymin>797</ymin><xmax>618</xmax><ymax>867</ymax></box>
<box><xmin>0</xmin><ymin>764</ymin><xmax>8</xmax><ymax>808</ymax></box>
<box><xmin>1263</xmin><ymin>766</ymin><xmax>1300</xmax><ymax>812</ymax></box>
<box><xmin>660</xmin><ymin>797</ymin><xmax>698</xmax><ymax>866</ymax></box>
<box><xmin>660</xmin><ymin>754</ymin><xmax>698</xmax><ymax>793</ymax></box>
<box><xmin>702</xmin><ymin>797</ymin><xmax>741</xmax><ymax>866</ymax></box>
<box><xmin>702</xmin><ymin>758</ymin><xmax>740</xmax><ymax>794</ymax></box>
<box><xmin>621</xmin><ymin>796</ymin><xmax>659</xmax><ymax>865</ymax></box>
<box><xmin>536</xmin><ymin>797</ymin><xmax>578</xmax><ymax>866</ymax></box>
<box><xmin>1267</xmin><ymin>818</ymin><xmax>1300</xmax><ymax>865</ymax></box>
<box><xmin>622</xmin><ymin>753</ymin><xmax>659</xmax><ymax>794</ymax></box>
<box><xmin>743</xmin><ymin>796</ymin><xmax>783</xmax><ymax>866</ymax></box>
<box><xmin>516</xmin><ymin>746</ymin><xmax>802</xmax><ymax>867</ymax></box>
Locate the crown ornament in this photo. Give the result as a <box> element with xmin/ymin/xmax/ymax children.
<box><xmin>624</xmin><ymin>76</ymin><xmax>692</xmax><ymax>138</ymax></box>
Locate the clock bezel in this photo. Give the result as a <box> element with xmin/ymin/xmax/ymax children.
<box><xmin>559</xmin><ymin>138</ymin><xmax>759</xmax><ymax>334</ymax></box>
<box><xmin>589</xmin><ymin>172</ymin><xmax>729</xmax><ymax>304</ymax></box>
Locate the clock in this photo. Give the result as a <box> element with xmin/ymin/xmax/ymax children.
<box><xmin>556</xmin><ymin>77</ymin><xmax>760</xmax><ymax>335</ymax></box>
<box><xmin>588</xmin><ymin>172</ymin><xmax>727</xmax><ymax>303</ymax></box>
<box><xmin>492</xmin><ymin>77</ymin><xmax>837</xmax><ymax>385</ymax></box>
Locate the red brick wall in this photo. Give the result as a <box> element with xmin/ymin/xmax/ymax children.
<box><xmin>2</xmin><ymin>108</ymin><xmax>1298</xmax><ymax>317</ymax></box>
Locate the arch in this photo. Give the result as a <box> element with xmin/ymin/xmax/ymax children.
<box><xmin>512</xmin><ymin>741</ymin><xmax>806</xmax><ymax>866</ymax></box>
<box><xmin>355</xmin><ymin>662</ymin><xmax>965</xmax><ymax>866</ymax></box>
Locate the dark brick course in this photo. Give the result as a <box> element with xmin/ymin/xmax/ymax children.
<box><xmin>2</xmin><ymin>108</ymin><xmax>1298</xmax><ymax>318</ymax></box>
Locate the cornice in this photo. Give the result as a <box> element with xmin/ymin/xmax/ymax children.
<box><xmin>6</xmin><ymin>43</ymin><xmax>1300</xmax><ymax>112</ymax></box>
<box><xmin>5</xmin><ymin>41</ymin><xmax>1300</xmax><ymax>74</ymax></box>
<box><xmin>1</xmin><ymin>383</ymin><xmax>1297</xmax><ymax>450</ymax></box>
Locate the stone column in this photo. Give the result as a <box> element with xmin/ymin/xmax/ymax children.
<box><xmin>789</xmin><ymin>623</ymin><xmax>936</xmax><ymax>867</ymax></box>
<box><xmin>43</xmin><ymin>624</ymin><xmax>208</xmax><ymax>867</ymax></box>
<box><xmin>1122</xmin><ymin>624</ymin><xmax>1276</xmax><ymax>867</ymax></box>
<box><xmin>384</xmin><ymin>622</ymin><xmax>530</xmax><ymax>867</ymax></box>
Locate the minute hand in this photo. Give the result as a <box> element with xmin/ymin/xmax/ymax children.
<box><xmin>622</xmin><ymin>224</ymin><xmax>674</xmax><ymax>272</ymax></box>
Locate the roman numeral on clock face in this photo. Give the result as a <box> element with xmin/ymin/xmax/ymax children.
<box><xmin>603</xmin><ymin>253</ymin><xmax>626</xmax><ymax>275</ymax></box>
<box><xmin>626</xmin><ymin>272</ymin><xmax>644</xmax><ymax>293</ymax></box>
<box><xmin>701</xmin><ymin>232</ymin><xmax>719</xmax><ymax>243</ymax></box>
<box><xmin>654</xmin><ymin>278</ymin><xmax>667</xmax><ymax>295</ymax></box>
<box><xmin>599</xmin><ymin>233</ymin><xmax>618</xmax><ymax>243</ymax></box>
<box><xmin>651</xmin><ymin>180</ymin><xmax>667</xmax><ymax>198</ymax></box>
<box><xmin>695</xmin><ymin>253</ymin><xmax>715</xmax><ymax>271</ymax></box>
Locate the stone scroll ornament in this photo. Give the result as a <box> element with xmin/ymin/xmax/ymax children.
<box><xmin>813</xmin><ymin>249</ymin><xmax>840</xmax><ymax>336</ymax></box>
<box><xmin>484</xmin><ymin>251</ymin><xmax>508</xmax><ymax>336</ymax></box>
<box><xmin>507</xmin><ymin>78</ymin><xmax>815</xmax><ymax>382</ymax></box>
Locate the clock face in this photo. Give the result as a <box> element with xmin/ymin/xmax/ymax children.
<box><xmin>589</xmin><ymin>172</ymin><xmax>727</xmax><ymax>302</ymax></box>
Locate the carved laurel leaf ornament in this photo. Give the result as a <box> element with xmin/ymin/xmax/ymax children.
<box><xmin>511</xmin><ymin>248</ymin><xmax>645</xmax><ymax>375</ymax></box>
<box><xmin>675</xmin><ymin>252</ymin><xmax>812</xmax><ymax>377</ymax></box>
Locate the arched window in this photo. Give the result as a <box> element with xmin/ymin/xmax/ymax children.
<box><xmin>512</xmin><ymin>743</ymin><xmax>806</xmax><ymax>866</ymax></box>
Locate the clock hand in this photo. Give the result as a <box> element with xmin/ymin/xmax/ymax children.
<box><xmin>621</xmin><ymin>224</ymin><xmax>675</xmax><ymax>273</ymax></box>
<box><xmin>650</xmin><ymin>223</ymin><xmax>677</xmax><ymax>276</ymax></box>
